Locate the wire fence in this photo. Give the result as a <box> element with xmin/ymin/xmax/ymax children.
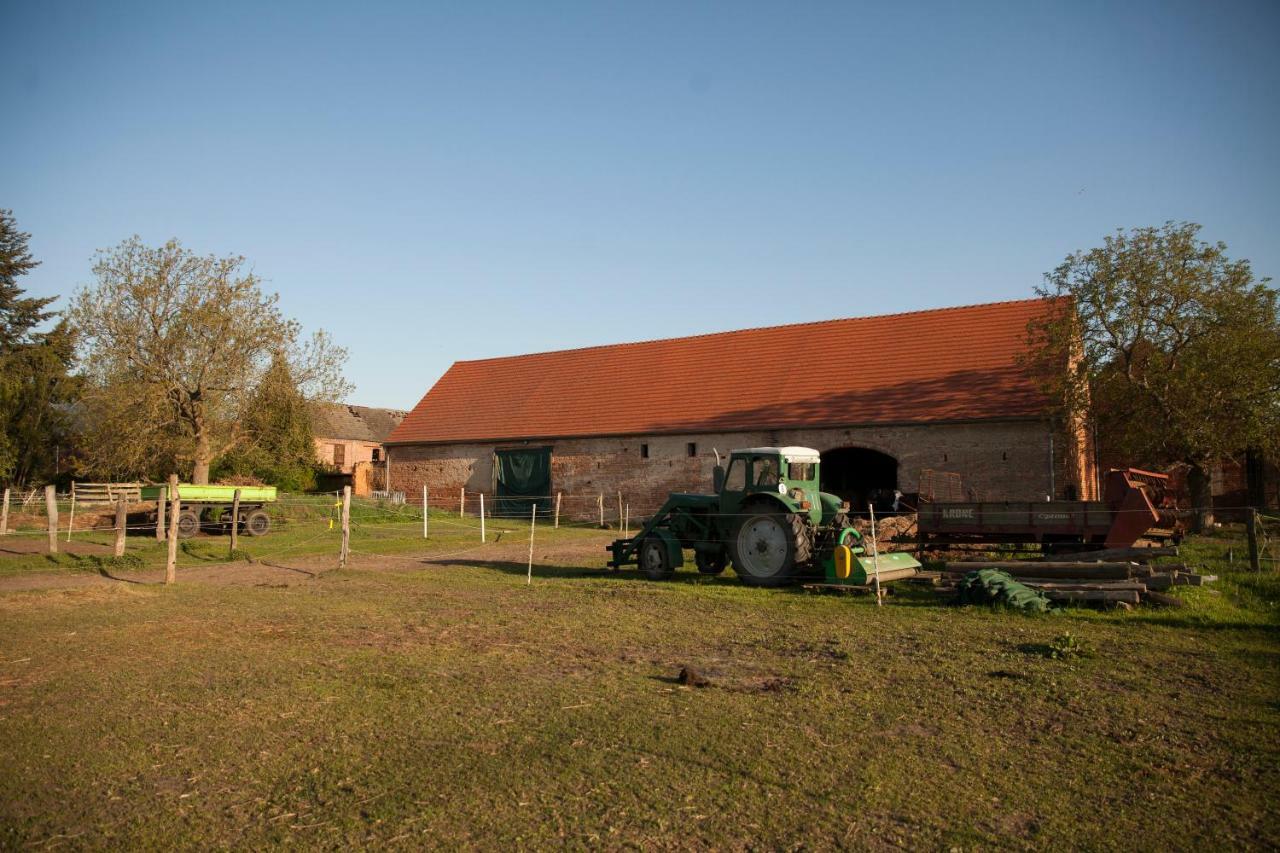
<box><xmin>1</xmin><ymin>482</ymin><xmax>1277</xmax><ymax>575</ymax></box>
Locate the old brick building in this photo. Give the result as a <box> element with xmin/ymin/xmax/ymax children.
<box><xmin>312</xmin><ymin>404</ymin><xmax>407</xmax><ymax>474</ymax></box>
<box><xmin>385</xmin><ymin>299</ymin><xmax>1096</xmax><ymax>517</ymax></box>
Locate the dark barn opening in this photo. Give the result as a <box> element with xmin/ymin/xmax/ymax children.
<box><xmin>821</xmin><ymin>447</ymin><xmax>899</xmax><ymax>515</ymax></box>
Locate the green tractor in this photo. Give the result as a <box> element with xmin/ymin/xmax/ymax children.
<box><xmin>606</xmin><ymin>446</ymin><xmax>920</xmax><ymax>587</ymax></box>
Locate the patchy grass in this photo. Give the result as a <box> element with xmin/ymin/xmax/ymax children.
<box><xmin>0</xmin><ymin>529</ymin><xmax>1277</xmax><ymax>848</ymax></box>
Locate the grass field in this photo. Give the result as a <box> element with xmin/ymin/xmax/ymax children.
<box><xmin>0</xmin><ymin>507</ymin><xmax>1277</xmax><ymax>849</ymax></box>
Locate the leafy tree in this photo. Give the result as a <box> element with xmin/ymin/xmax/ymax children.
<box><xmin>211</xmin><ymin>354</ymin><xmax>319</xmax><ymax>491</ymax></box>
<box><xmin>1032</xmin><ymin>222</ymin><xmax>1280</xmax><ymax>528</ymax></box>
<box><xmin>70</xmin><ymin>237</ymin><xmax>350</xmax><ymax>484</ymax></box>
<box><xmin>0</xmin><ymin>210</ymin><xmax>77</xmax><ymax>486</ymax></box>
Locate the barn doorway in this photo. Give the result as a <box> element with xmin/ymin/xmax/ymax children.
<box><xmin>821</xmin><ymin>447</ymin><xmax>899</xmax><ymax>515</ymax></box>
<box><xmin>494</xmin><ymin>447</ymin><xmax>552</xmax><ymax>517</ymax></box>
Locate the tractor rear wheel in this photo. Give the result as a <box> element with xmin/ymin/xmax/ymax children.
<box><xmin>730</xmin><ymin>510</ymin><xmax>810</xmax><ymax>587</ymax></box>
<box><xmin>695</xmin><ymin>551</ymin><xmax>727</xmax><ymax>575</ymax></box>
<box><xmin>639</xmin><ymin>536</ymin><xmax>675</xmax><ymax>581</ymax></box>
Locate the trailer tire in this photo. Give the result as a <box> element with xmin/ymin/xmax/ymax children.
<box><xmin>695</xmin><ymin>551</ymin><xmax>727</xmax><ymax>575</ymax></box>
<box><xmin>244</xmin><ymin>510</ymin><xmax>271</xmax><ymax>537</ymax></box>
<box><xmin>639</xmin><ymin>536</ymin><xmax>674</xmax><ymax>581</ymax></box>
<box><xmin>176</xmin><ymin>510</ymin><xmax>200</xmax><ymax>539</ymax></box>
<box><xmin>730</xmin><ymin>510</ymin><xmax>808</xmax><ymax>587</ymax></box>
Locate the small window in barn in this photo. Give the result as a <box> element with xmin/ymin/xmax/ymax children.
<box><xmin>640</xmin><ymin>444</ymin><xmax>649</xmax><ymax>459</ymax></box>
<box><xmin>372</xmin><ymin>448</ymin><xmax>381</xmax><ymax>462</ymax></box>
<box><xmin>943</xmin><ymin>453</ymin><xmax>948</xmax><ymax>463</ymax></box>
<box><xmin>332</xmin><ymin>443</ymin><xmax>345</xmax><ymax>467</ymax></box>
<box><xmin>687</xmin><ymin>442</ymin><xmax>697</xmax><ymax>457</ymax></box>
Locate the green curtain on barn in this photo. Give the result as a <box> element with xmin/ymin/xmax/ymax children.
<box><xmin>494</xmin><ymin>448</ymin><xmax>552</xmax><ymax>517</ymax></box>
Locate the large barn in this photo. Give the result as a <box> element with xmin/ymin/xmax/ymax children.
<box><xmin>385</xmin><ymin>298</ymin><xmax>1096</xmax><ymax>516</ymax></box>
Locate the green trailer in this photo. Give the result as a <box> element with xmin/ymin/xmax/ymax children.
<box><xmin>607</xmin><ymin>447</ymin><xmax>921</xmax><ymax>587</ymax></box>
<box><xmin>139</xmin><ymin>484</ymin><xmax>277</xmax><ymax>539</ymax></box>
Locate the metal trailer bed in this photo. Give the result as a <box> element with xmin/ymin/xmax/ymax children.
<box><xmin>139</xmin><ymin>484</ymin><xmax>278</xmax><ymax>539</ymax></box>
<box><xmin>916</xmin><ymin>468</ymin><xmax>1178</xmax><ymax>551</ymax></box>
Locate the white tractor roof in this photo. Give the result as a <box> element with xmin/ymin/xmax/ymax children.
<box><xmin>733</xmin><ymin>446</ymin><xmax>821</xmax><ymax>462</ymax></box>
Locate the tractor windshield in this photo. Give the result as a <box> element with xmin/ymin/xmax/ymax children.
<box><xmin>789</xmin><ymin>461</ymin><xmax>816</xmax><ymax>482</ymax></box>
<box><xmin>753</xmin><ymin>457</ymin><xmax>779</xmax><ymax>487</ymax></box>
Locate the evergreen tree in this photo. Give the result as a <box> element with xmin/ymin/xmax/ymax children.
<box><xmin>0</xmin><ymin>210</ymin><xmax>76</xmax><ymax>485</ymax></box>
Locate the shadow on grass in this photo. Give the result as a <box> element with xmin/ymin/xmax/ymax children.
<box><xmin>420</xmin><ymin>557</ymin><xmax>740</xmax><ymax>585</ymax></box>
<box><xmin>419</xmin><ymin>556</ymin><xmax>962</xmax><ymax>610</ymax></box>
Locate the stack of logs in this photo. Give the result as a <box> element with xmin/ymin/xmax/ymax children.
<box><xmin>936</xmin><ymin>546</ymin><xmax>1216</xmax><ymax>608</ymax></box>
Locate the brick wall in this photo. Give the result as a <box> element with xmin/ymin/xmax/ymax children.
<box><xmin>388</xmin><ymin>418</ymin><xmax>1089</xmax><ymax>520</ymax></box>
<box><xmin>314</xmin><ymin>437</ymin><xmax>384</xmax><ymax>474</ymax></box>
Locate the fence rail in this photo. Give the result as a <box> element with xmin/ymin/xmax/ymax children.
<box><xmin>71</xmin><ymin>482</ymin><xmax>143</xmax><ymax>506</ymax></box>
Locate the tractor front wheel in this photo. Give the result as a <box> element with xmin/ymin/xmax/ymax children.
<box><xmin>639</xmin><ymin>536</ymin><xmax>675</xmax><ymax>581</ymax></box>
<box><xmin>695</xmin><ymin>551</ymin><xmax>727</xmax><ymax>575</ymax></box>
<box><xmin>730</xmin><ymin>510</ymin><xmax>810</xmax><ymax>587</ymax></box>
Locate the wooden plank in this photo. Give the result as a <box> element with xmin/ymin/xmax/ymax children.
<box><xmin>1017</xmin><ymin>580</ymin><xmax>1148</xmax><ymax>592</ymax></box>
<box><xmin>1040</xmin><ymin>589</ymin><xmax>1141</xmax><ymax>603</ymax></box>
<box><xmin>942</xmin><ymin>561</ymin><xmax>1133</xmax><ymax>580</ymax></box>
<box><xmin>1064</xmin><ymin>546</ymin><xmax>1178</xmax><ymax>562</ymax></box>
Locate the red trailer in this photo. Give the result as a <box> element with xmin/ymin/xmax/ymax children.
<box><xmin>917</xmin><ymin>468</ymin><xmax>1178</xmax><ymax>550</ymax></box>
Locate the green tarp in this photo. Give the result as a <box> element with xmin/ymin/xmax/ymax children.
<box><xmin>957</xmin><ymin>569</ymin><xmax>1052</xmax><ymax>614</ymax></box>
<box><xmin>494</xmin><ymin>448</ymin><xmax>551</xmax><ymax>517</ymax></box>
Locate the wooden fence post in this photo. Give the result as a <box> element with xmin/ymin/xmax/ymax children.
<box><xmin>617</xmin><ymin>491</ymin><xmax>623</xmax><ymax>531</ymax></box>
<box><xmin>230</xmin><ymin>488</ymin><xmax>241</xmax><ymax>555</ymax></box>
<box><xmin>527</xmin><ymin>504</ymin><xmax>537</xmax><ymax>585</ymax></box>
<box><xmin>554</xmin><ymin>492</ymin><xmax>561</xmax><ymax>529</ymax></box>
<box><xmin>45</xmin><ymin>485</ymin><xmax>58</xmax><ymax>555</ymax></box>
<box><xmin>155</xmin><ymin>486</ymin><xmax>166</xmax><ymax>541</ymax></box>
<box><xmin>339</xmin><ymin>485</ymin><xmax>351</xmax><ymax>568</ymax></box>
<box><xmin>1</xmin><ymin>486</ymin><xmax>9</xmax><ymax>536</ymax></box>
<box><xmin>479</xmin><ymin>493</ymin><xmax>486</xmax><ymax>543</ymax></box>
<box><xmin>423</xmin><ymin>485</ymin><xmax>429</xmax><ymax>538</ymax></box>
<box><xmin>66</xmin><ymin>481</ymin><xmax>75</xmax><ymax>542</ymax></box>
<box><xmin>165</xmin><ymin>475</ymin><xmax>180</xmax><ymax>584</ymax></box>
<box><xmin>113</xmin><ymin>496</ymin><xmax>127</xmax><ymax>557</ymax></box>
<box><xmin>460</xmin><ymin>487</ymin><xmax>465</xmax><ymax>518</ymax></box>
<box><xmin>1247</xmin><ymin>507</ymin><xmax>1261</xmax><ymax>572</ymax></box>
<box><xmin>598</xmin><ymin>493</ymin><xmax>604</xmax><ymax>528</ymax></box>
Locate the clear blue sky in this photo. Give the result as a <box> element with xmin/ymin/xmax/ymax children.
<box><xmin>4</xmin><ymin>1</ymin><xmax>1278</xmax><ymax>409</ymax></box>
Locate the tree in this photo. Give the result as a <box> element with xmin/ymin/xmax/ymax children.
<box><xmin>1032</xmin><ymin>222</ymin><xmax>1280</xmax><ymax>529</ymax></box>
<box><xmin>211</xmin><ymin>353</ymin><xmax>319</xmax><ymax>491</ymax></box>
<box><xmin>0</xmin><ymin>210</ymin><xmax>77</xmax><ymax>486</ymax></box>
<box><xmin>71</xmin><ymin>237</ymin><xmax>350</xmax><ymax>484</ymax></box>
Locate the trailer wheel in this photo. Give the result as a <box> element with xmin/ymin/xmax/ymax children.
<box><xmin>639</xmin><ymin>536</ymin><xmax>674</xmax><ymax>581</ymax></box>
<box><xmin>730</xmin><ymin>511</ymin><xmax>809</xmax><ymax>587</ymax></box>
<box><xmin>695</xmin><ymin>551</ymin><xmax>726</xmax><ymax>575</ymax></box>
<box><xmin>244</xmin><ymin>510</ymin><xmax>271</xmax><ymax>537</ymax></box>
<box><xmin>176</xmin><ymin>510</ymin><xmax>200</xmax><ymax>539</ymax></box>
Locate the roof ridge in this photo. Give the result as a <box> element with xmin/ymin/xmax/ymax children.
<box><xmin>452</xmin><ymin>296</ymin><xmax>1057</xmax><ymax>365</ymax></box>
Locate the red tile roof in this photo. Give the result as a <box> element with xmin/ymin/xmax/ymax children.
<box><xmin>388</xmin><ymin>298</ymin><xmax>1063</xmax><ymax>445</ymax></box>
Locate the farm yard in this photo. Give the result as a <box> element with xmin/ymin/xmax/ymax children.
<box><xmin>0</xmin><ymin>500</ymin><xmax>1277</xmax><ymax>849</ymax></box>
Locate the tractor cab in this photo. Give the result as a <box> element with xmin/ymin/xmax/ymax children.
<box><xmin>713</xmin><ymin>446</ymin><xmax>824</xmax><ymax>522</ymax></box>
